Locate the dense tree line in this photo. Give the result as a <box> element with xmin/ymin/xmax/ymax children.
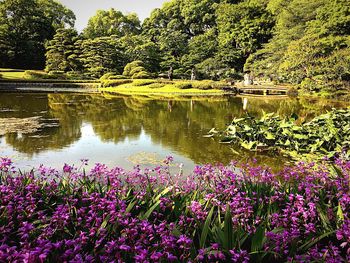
<box><xmin>1</xmin><ymin>0</ymin><xmax>349</xmax><ymax>92</ymax></box>
<box><xmin>0</xmin><ymin>0</ymin><xmax>75</xmax><ymax>69</ymax></box>
<box><xmin>245</xmin><ymin>0</ymin><xmax>350</xmax><ymax>93</ymax></box>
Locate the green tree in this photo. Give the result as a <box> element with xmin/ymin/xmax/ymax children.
<box><xmin>79</xmin><ymin>37</ymin><xmax>123</xmax><ymax>78</ymax></box>
<box><xmin>216</xmin><ymin>0</ymin><xmax>274</xmax><ymax>72</ymax></box>
<box><xmin>123</xmin><ymin>60</ymin><xmax>152</xmax><ymax>79</ymax></box>
<box><xmin>45</xmin><ymin>28</ymin><xmax>80</xmax><ymax>72</ymax></box>
<box><xmin>119</xmin><ymin>35</ymin><xmax>162</xmax><ymax>73</ymax></box>
<box><xmin>83</xmin><ymin>9</ymin><xmax>141</xmax><ymax>39</ymax></box>
<box><xmin>246</xmin><ymin>0</ymin><xmax>350</xmax><ymax>92</ymax></box>
<box><xmin>0</xmin><ymin>0</ymin><xmax>75</xmax><ymax>69</ymax></box>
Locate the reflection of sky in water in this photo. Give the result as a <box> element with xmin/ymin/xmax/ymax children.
<box><xmin>0</xmin><ymin>122</ymin><xmax>195</xmax><ymax>173</ymax></box>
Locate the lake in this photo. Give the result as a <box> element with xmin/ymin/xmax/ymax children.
<box><xmin>0</xmin><ymin>92</ymin><xmax>348</xmax><ymax>172</ymax></box>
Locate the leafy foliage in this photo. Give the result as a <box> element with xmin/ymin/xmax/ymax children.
<box><xmin>45</xmin><ymin>28</ymin><xmax>81</xmax><ymax>73</ymax></box>
<box><xmin>82</xmin><ymin>8</ymin><xmax>141</xmax><ymax>39</ymax></box>
<box><xmin>211</xmin><ymin>108</ymin><xmax>350</xmax><ymax>160</ymax></box>
<box><xmin>0</xmin><ymin>0</ymin><xmax>75</xmax><ymax>69</ymax></box>
<box><xmin>123</xmin><ymin>61</ymin><xmax>152</xmax><ymax>79</ymax></box>
<box><xmin>246</xmin><ymin>0</ymin><xmax>350</xmax><ymax>93</ymax></box>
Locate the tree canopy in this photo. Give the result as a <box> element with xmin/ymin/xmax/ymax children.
<box><xmin>0</xmin><ymin>0</ymin><xmax>75</xmax><ymax>69</ymax></box>
<box><xmin>82</xmin><ymin>9</ymin><xmax>141</xmax><ymax>39</ymax></box>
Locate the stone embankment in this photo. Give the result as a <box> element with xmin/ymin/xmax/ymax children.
<box><xmin>0</xmin><ymin>81</ymin><xmax>100</xmax><ymax>93</ymax></box>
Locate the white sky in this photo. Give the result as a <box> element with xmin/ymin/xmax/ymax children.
<box><xmin>58</xmin><ymin>0</ymin><xmax>168</xmax><ymax>31</ymax></box>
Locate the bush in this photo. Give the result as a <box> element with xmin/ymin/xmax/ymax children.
<box><xmin>300</xmin><ymin>78</ymin><xmax>321</xmax><ymax>92</ymax></box>
<box><xmin>132</xmin><ymin>71</ymin><xmax>152</xmax><ymax>79</ymax></box>
<box><xmin>132</xmin><ymin>79</ymin><xmax>156</xmax><ymax>86</ymax></box>
<box><xmin>123</xmin><ymin>61</ymin><xmax>144</xmax><ymax>77</ymax></box>
<box><xmin>191</xmin><ymin>80</ymin><xmax>215</xmax><ymax>90</ymax></box>
<box><xmin>129</xmin><ymin>66</ymin><xmax>146</xmax><ymax>76</ymax></box>
<box><xmin>100</xmin><ymin>72</ymin><xmax>117</xmax><ymax>81</ymax></box>
<box><xmin>23</xmin><ymin>70</ymin><xmax>52</xmax><ymax>80</ymax></box>
<box><xmin>87</xmin><ymin>67</ymin><xmax>106</xmax><ymax>79</ymax></box>
<box><xmin>175</xmin><ymin>81</ymin><xmax>192</xmax><ymax>89</ymax></box>
<box><xmin>147</xmin><ymin>83</ymin><xmax>166</xmax><ymax>89</ymax></box>
<box><xmin>48</xmin><ymin>70</ymin><xmax>67</xmax><ymax>79</ymax></box>
<box><xmin>102</xmin><ymin>79</ymin><xmax>132</xmax><ymax>88</ymax></box>
<box><xmin>109</xmin><ymin>75</ymin><xmax>127</xmax><ymax>80</ymax></box>
<box><xmin>66</xmin><ymin>71</ymin><xmax>88</xmax><ymax>80</ymax></box>
<box><xmin>287</xmin><ymin>87</ymin><xmax>299</xmax><ymax>97</ymax></box>
<box><xmin>123</xmin><ymin>61</ymin><xmax>152</xmax><ymax>79</ymax></box>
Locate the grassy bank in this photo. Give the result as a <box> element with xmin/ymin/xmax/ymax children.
<box><xmin>0</xmin><ymin>68</ymin><xmax>25</xmax><ymax>79</ymax></box>
<box><xmin>0</xmin><ymin>156</ymin><xmax>349</xmax><ymax>262</ymax></box>
<box><xmin>99</xmin><ymin>79</ymin><xmax>229</xmax><ymax>96</ymax></box>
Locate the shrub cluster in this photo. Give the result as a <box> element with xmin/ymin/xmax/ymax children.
<box><xmin>132</xmin><ymin>79</ymin><xmax>157</xmax><ymax>86</ymax></box>
<box><xmin>191</xmin><ymin>80</ymin><xmax>227</xmax><ymax>90</ymax></box>
<box><xmin>101</xmin><ymin>79</ymin><xmax>132</xmax><ymax>88</ymax></box>
<box><xmin>147</xmin><ymin>83</ymin><xmax>166</xmax><ymax>89</ymax></box>
<box><xmin>123</xmin><ymin>61</ymin><xmax>152</xmax><ymax>79</ymax></box>
<box><xmin>174</xmin><ymin>81</ymin><xmax>192</xmax><ymax>89</ymax></box>
<box><xmin>0</xmin><ymin>156</ymin><xmax>349</xmax><ymax>262</ymax></box>
<box><xmin>23</xmin><ymin>70</ymin><xmax>53</xmax><ymax>80</ymax></box>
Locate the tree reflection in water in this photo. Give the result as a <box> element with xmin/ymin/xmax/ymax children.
<box><xmin>0</xmin><ymin>92</ymin><xmax>348</xmax><ymax>169</ymax></box>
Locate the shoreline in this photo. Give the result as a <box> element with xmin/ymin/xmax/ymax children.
<box><xmin>2</xmin><ymin>80</ymin><xmax>335</xmax><ymax>100</ymax></box>
<box><xmin>0</xmin><ymin>81</ymin><xmax>100</xmax><ymax>93</ymax></box>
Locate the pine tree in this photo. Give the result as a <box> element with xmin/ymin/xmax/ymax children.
<box><xmin>45</xmin><ymin>28</ymin><xmax>80</xmax><ymax>72</ymax></box>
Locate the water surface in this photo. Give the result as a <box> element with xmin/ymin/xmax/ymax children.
<box><xmin>0</xmin><ymin>92</ymin><xmax>347</xmax><ymax>172</ymax></box>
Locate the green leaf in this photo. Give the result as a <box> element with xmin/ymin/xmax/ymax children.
<box><xmin>299</xmin><ymin>230</ymin><xmax>336</xmax><ymax>251</ymax></box>
<box><xmin>241</xmin><ymin>141</ymin><xmax>256</xmax><ymax>150</ymax></box>
<box><xmin>265</xmin><ymin>132</ymin><xmax>275</xmax><ymax>140</ymax></box>
<box><xmin>125</xmin><ymin>199</ymin><xmax>137</xmax><ymax>214</ymax></box>
<box><xmin>223</xmin><ymin>205</ymin><xmax>233</xmax><ymax>250</ymax></box>
<box><xmin>200</xmin><ymin>206</ymin><xmax>215</xmax><ymax>248</ymax></box>
<box><xmin>141</xmin><ymin>200</ymin><xmax>161</xmax><ymax>220</ymax></box>
<box><xmin>251</xmin><ymin>225</ymin><xmax>266</xmax><ymax>252</ymax></box>
<box><xmin>337</xmin><ymin>203</ymin><xmax>344</xmax><ymax>222</ymax></box>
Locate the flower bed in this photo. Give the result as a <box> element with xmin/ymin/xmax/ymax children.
<box><xmin>0</xmin><ymin>157</ymin><xmax>349</xmax><ymax>262</ymax></box>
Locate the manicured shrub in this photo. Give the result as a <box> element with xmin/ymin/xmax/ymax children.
<box><xmin>132</xmin><ymin>71</ymin><xmax>152</xmax><ymax>79</ymax></box>
<box><xmin>102</xmin><ymin>79</ymin><xmax>132</xmax><ymax>87</ymax></box>
<box><xmin>132</xmin><ymin>79</ymin><xmax>156</xmax><ymax>86</ymax></box>
<box><xmin>175</xmin><ymin>81</ymin><xmax>192</xmax><ymax>89</ymax></box>
<box><xmin>191</xmin><ymin>80</ymin><xmax>215</xmax><ymax>90</ymax></box>
<box><xmin>123</xmin><ymin>60</ymin><xmax>144</xmax><ymax>77</ymax></box>
<box><xmin>147</xmin><ymin>83</ymin><xmax>166</xmax><ymax>89</ymax></box>
<box><xmin>123</xmin><ymin>61</ymin><xmax>152</xmax><ymax>79</ymax></box>
<box><xmin>100</xmin><ymin>72</ymin><xmax>117</xmax><ymax>80</ymax></box>
<box><xmin>48</xmin><ymin>70</ymin><xmax>67</xmax><ymax>79</ymax></box>
<box><xmin>23</xmin><ymin>70</ymin><xmax>52</xmax><ymax>80</ymax></box>
<box><xmin>66</xmin><ymin>71</ymin><xmax>89</xmax><ymax>80</ymax></box>
<box><xmin>109</xmin><ymin>75</ymin><xmax>127</xmax><ymax>80</ymax></box>
<box><xmin>88</xmin><ymin>67</ymin><xmax>106</xmax><ymax>79</ymax></box>
<box><xmin>130</xmin><ymin>66</ymin><xmax>146</xmax><ymax>76</ymax></box>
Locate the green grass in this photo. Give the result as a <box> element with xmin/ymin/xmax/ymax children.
<box><xmin>100</xmin><ymin>79</ymin><xmax>226</xmax><ymax>96</ymax></box>
<box><xmin>0</xmin><ymin>68</ymin><xmax>25</xmax><ymax>79</ymax></box>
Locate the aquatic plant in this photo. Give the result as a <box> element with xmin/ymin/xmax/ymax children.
<box><xmin>210</xmin><ymin>108</ymin><xmax>350</xmax><ymax>160</ymax></box>
<box><xmin>0</xmin><ymin>156</ymin><xmax>349</xmax><ymax>262</ymax></box>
